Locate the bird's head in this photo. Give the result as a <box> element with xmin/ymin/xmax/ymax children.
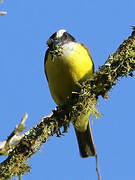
<box><xmin>46</xmin><ymin>29</ymin><xmax>75</xmax><ymax>50</ymax></box>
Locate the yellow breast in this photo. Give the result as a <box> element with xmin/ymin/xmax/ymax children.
<box><xmin>45</xmin><ymin>42</ymin><xmax>94</xmax><ymax>105</ymax></box>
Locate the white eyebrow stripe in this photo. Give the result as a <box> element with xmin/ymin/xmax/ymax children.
<box><xmin>56</xmin><ymin>29</ymin><xmax>66</xmax><ymax>38</ymax></box>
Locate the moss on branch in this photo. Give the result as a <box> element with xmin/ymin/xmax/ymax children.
<box><xmin>0</xmin><ymin>28</ymin><xmax>135</xmax><ymax>179</ymax></box>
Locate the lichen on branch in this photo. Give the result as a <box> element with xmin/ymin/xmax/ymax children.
<box><xmin>0</xmin><ymin>28</ymin><xmax>135</xmax><ymax>179</ymax></box>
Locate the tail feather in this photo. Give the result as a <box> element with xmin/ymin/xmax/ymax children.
<box><xmin>75</xmin><ymin>121</ymin><xmax>96</xmax><ymax>158</ymax></box>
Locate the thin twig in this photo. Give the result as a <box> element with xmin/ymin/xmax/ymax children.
<box><xmin>95</xmin><ymin>153</ymin><xmax>101</xmax><ymax>180</ymax></box>
<box><xmin>0</xmin><ymin>11</ymin><xmax>7</xmax><ymax>16</ymax></box>
<box><xmin>0</xmin><ymin>112</ymin><xmax>28</xmax><ymax>155</ymax></box>
<box><xmin>15</xmin><ymin>112</ymin><xmax>28</xmax><ymax>133</ymax></box>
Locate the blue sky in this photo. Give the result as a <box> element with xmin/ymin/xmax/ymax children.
<box><xmin>0</xmin><ymin>0</ymin><xmax>135</xmax><ymax>179</ymax></box>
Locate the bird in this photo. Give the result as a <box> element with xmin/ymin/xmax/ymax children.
<box><xmin>44</xmin><ymin>29</ymin><xmax>96</xmax><ymax>158</ymax></box>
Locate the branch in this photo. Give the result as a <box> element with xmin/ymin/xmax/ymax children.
<box><xmin>0</xmin><ymin>28</ymin><xmax>135</xmax><ymax>179</ymax></box>
<box><xmin>0</xmin><ymin>113</ymin><xmax>28</xmax><ymax>156</ymax></box>
<box><xmin>0</xmin><ymin>11</ymin><xmax>7</xmax><ymax>16</ymax></box>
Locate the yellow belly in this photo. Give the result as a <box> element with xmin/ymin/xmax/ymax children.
<box><xmin>45</xmin><ymin>42</ymin><xmax>94</xmax><ymax>105</ymax></box>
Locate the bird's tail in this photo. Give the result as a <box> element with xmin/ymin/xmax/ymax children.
<box><xmin>75</xmin><ymin>120</ymin><xmax>96</xmax><ymax>158</ymax></box>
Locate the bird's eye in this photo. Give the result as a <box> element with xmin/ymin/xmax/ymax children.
<box><xmin>63</xmin><ymin>32</ymin><xmax>68</xmax><ymax>39</ymax></box>
<box><xmin>60</xmin><ymin>32</ymin><xmax>68</xmax><ymax>41</ymax></box>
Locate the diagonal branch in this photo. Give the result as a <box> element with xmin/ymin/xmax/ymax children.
<box><xmin>0</xmin><ymin>27</ymin><xmax>135</xmax><ymax>180</ymax></box>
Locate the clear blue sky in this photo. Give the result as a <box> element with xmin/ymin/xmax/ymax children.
<box><xmin>0</xmin><ymin>0</ymin><xmax>135</xmax><ymax>179</ymax></box>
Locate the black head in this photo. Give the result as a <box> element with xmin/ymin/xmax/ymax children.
<box><xmin>46</xmin><ymin>29</ymin><xmax>76</xmax><ymax>50</ymax></box>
